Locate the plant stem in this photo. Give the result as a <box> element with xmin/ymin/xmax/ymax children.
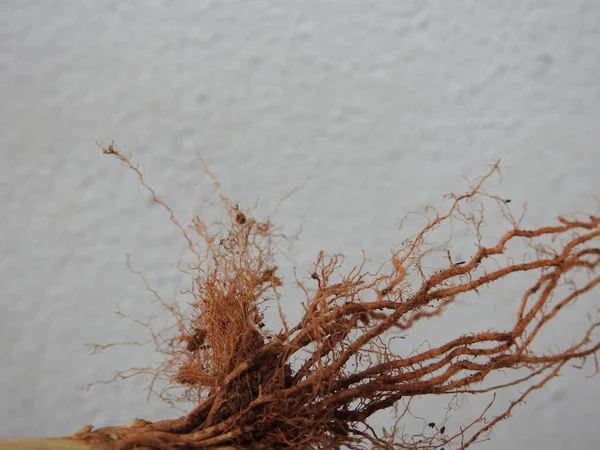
<box><xmin>0</xmin><ymin>437</ymin><xmax>107</xmax><ymax>450</ymax></box>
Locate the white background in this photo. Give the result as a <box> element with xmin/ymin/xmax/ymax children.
<box><xmin>1</xmin><ymin>1</ymin><xmax>599</xmax><ymax>448</ymax></box>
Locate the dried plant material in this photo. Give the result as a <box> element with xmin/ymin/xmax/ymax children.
<box><xmin>4</xmin><ymin>145</ymin><xmax>598</xmax><ymax>450</ymax></box>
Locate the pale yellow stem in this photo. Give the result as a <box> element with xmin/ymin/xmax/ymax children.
<box><xmin>0</xmin><ymin>437</ymin><xmax>107</xmax><ymax>450</ymax></box>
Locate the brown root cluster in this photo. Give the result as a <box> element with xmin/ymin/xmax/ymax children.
<box><xmin>80</xmin><ymin>145</ymin><xmax>599</xmax><ymax>450</ymax></box>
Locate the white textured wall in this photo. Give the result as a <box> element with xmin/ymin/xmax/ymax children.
<box><xmin>1</xmin><ymin>1</ymin><xmax>599</xmax><ymax>448</ymax></box>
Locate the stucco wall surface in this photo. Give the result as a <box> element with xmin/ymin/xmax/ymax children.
<box><xmin>1</xmin><ymin>1</ymin><xmax>599</xmax><ymax>448</ymax></box>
